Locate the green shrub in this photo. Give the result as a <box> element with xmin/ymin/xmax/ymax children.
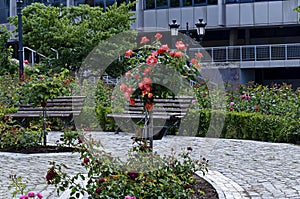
<box><xmin>0</xmin><ymin>73</ymin><xmax>21</xmax><ymax>107</ymax></box>
<box><xmin>0</xmin><ymin>117</ymin><xmax>41</xmax><ymax>150</ymax></box>
<box><xmin>192</xmin><ymin>110</ymin><xmax>299</xmax><ymax>143</ymax></box>
<box><xmin>95</xmin><ymin>104</ymin><xmax>116</xmax><ymax>131</ymax></box>
<box><xmin>75</xmin><ymin>106</ymin><xmax>100</xmax><ymax>130</ymax></box>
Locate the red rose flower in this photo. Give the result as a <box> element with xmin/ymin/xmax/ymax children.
<box><xmin>130</xmin><ymin>98</ymin><xmax>136</xmax><ymax>105</ymax></box>
<box><xmin>120</xmin><ymin>83</ymin><xmax>127</xmax><ymax>92</ymax></box>
<box><xmin>146</xmin><ymin>55</ymin><xmax>157</xmax><ymax>66</ymax></box>
<box><xmin>125</xmin><ymin>49</ymin><xmax>133</xmax><ymax>57</ymax></box>
<box><xmin>174</xmin><ymin>51</ymin><xmax>184</xmax><ymax>57</ymax></box>
<box><xmin>157</xmin><ymin>44</ymin><xmax>169</xmax><ymax>54</ymax></box>
<box><xmin>144</xmin><ymin>68</ymin><xmax>151</xmax><ymax>74</ymax></box>
<box><xmin>134</xmin><ymin>74</ymin><xmax>140</xmax><ymax>79</ymax></box>
<box><xmin>191</xmin><ymin>58</ymin><xmax>198</xmax><ymax>65</ymax></box>
<box><xmin>195</xmin><ymin>52</ymin><xmax>203</xmax><ymax>58</ymax></box>
<box><xmin>175</xmin><ymin>41</ymin><xmax>187</xmax><ymax>50</ymax></box>
<box><xmin>125</xmin><ymin>71</ymin><xmax>131</xmax><ymax>78</ymax></box>
<box><xmin>140</xmin><ymin>36</ymin><xmax>150</xmax><ymax>44</ymax></box>
<box><xmin>124</xmin><ymin>92</ymin><xmax>131</xmax><ymax>100</ymax></box>
<box><xmin>145</xmin><ymin>101</ymin><xmax>154</xmax><ymax>111</ymax></box>
<box><xmin>155</xmin><ymin>33</ymin><xmax>162</xmax><ymax>39</ymax></box>
<box><xmin>142</xmin><ymin>77</ymin><xmax>152</xmax><ymax>85</ymax></box>
<box><xmin>127</xmin><ymin>86</ymin><xmax>133</xmax><ymax>94</ymax></box>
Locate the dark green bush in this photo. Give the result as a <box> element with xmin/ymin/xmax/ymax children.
<box><xmin>0</xmin><ymin>117</ymin><xmax>41</xmax><ymax>150</ymax></box>
<box><xmin>95</xmin><ymin>104</ymin><xmax>116</xmax><ymax>131</ymax></box>
<box><xmin>190</xmin><ymin>110</ymin><xmax>299</xmax><ymax>143</ymax></box>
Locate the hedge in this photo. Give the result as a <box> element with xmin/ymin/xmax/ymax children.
<box><xmin>96</xmin><ymin>105</ymin><xmax>299</xmax><ymax>143</ymax></box>
<box><xmin>183</xmin><ymin>109</ymin><xmax>300</xmax><ymax>143</ymax></box>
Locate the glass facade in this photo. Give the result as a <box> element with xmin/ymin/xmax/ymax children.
<box><xmin>144</xmin><ymin>0</ymin><xmax>217</xmax><ymax>9</ymax></box>
<box><xmin>0</xmin><ymin>0</ymin><xmax>9</xmax><ymax>23</ymax></box>
<box><xmin>144</xmin><ymin>0</ymin><xmax>281</xmax><ymax>9</ymax></box>
<box><xmin>226</xmin><ymin>0</ymin><xmax>282</xmax><ymax>3</ymax></box>
<box><xmin>0</xmin><ymin>0</ymin><xmax>132</xmax><ymax>24</ymax></box>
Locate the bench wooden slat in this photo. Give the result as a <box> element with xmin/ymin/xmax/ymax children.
<box><xmin>18</xmin><ymin>107</ymin><xmax>83</xmax><ymax>111</ymax></box>
<box><xmin>10</xmin><ymin>96</ymin><xmax>86</xmax><ymax>119</ymax></box>
<box><xmin>108</xmin><ymin>114</ymin><xmax>179</xmax><ymax>120</ymax></box>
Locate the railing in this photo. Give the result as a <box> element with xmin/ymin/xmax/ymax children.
<box><xmin>23</xmin><ymin>46</ymin><xmax>50</xmax><ymax>66</ymax></box>
<box><xmin>190</xmin><ymin>43</ymin><xmax>300</xmax><ymax>63</ymax></box>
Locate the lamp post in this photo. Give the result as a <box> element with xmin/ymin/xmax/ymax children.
<box><xmin>195</xmin><ymin>19</ymin><xmax>207</xmax><ymax>45</ymax></box>
<box><xmin>169</xmin><ymin>19</ymin><xmax>180</xmax><ymax>49</ymax></box>
<box><xmin>17</xmin><ymin>0</ymin><xmax>24</xmax><ymax>79</ymax></box>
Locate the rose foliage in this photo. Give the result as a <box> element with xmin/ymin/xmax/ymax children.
<box><xmin>46</xmin><ymin>134</ymin><xmax>209</xmax><ymax>198</ymax></box>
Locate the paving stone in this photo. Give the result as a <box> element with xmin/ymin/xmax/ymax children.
<box><xmin>1</xmin><ymin>131</ymin><xmax>299</xmax><ymax>199</ymax></box>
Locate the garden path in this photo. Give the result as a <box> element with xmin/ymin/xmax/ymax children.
<box><xmin>0</xmin><ymin>131</ymin><xmax>299</xmax><ymax>199</ymax></box>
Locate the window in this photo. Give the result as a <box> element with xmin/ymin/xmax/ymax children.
<box><xmin>145</xmin><ymin>0</ymin><xmax>155</xmax><ymax>9</ymax></box>
<box><xmin>170</xmin><ymin>0</ymin><xmax>179</xmax><ymax>7</ymax></box>
<box><xmin>156</xmin><ymin>0</ymin><xmax>168</xmax><ymax>8</ymax></box>
<box><xmin>0</xmin><ymin>0</ymin><xmax>9</xmax><ymax>23</ymax></box>
<box><xmin>194</xmin><ymin>0</ymin><xmax>206</xmax><ymax>5</ymax></box>
<box><xmin>207</xmin><ymin>0</ymin><xmax>217</xmax><ymax>5</ymax></box>
<box><xmin>49</xmin><ymin>0</ymin><xmax>67</xmax><ymax>6</ymax></box>
<box><xmin>183</xmin><ymin>0</ymin><xmax>192</xmax><ymax>6</ymax></box>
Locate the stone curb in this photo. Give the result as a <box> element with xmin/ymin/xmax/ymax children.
<box><xmin>197</xmin><ymin>170</ymin><xmax>250</xmax><ymax>199</ymax></box>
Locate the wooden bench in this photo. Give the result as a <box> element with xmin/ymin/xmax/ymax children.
<box><xmin>108</xmin><ymin>96</ymin><xmax>194</xmax><ymax>142</ymax></box>
<box><xmin>8</xmin><ymin>96</ymin><xmax>86</xmax><ymax>129</ymax></box>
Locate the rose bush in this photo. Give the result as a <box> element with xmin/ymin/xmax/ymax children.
<box><xmin>20</xmin><ymin>69</ymin><xmax>73</xmax><ymax>107</ymax></box>
<box><xmin>116</xmin><ymin>33</ymin><xmax>202</xmax><ymax>111</ymax></box>
<box><xmin>193</xmin><ymin>82</ymin><xmax>299</xmax><ymax>119</ymax></box>
<box><xmin>45</xmin><ymin>134</ymin><xmax>209</xmax><ymax>199</ymax></box>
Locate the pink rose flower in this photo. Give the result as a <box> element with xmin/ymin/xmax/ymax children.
<box><xmin>140</xmin><ymin>36</ymin><xmax>150</xmax><ymax>44</ymax></box>
<box><xmin>175</xmin><ymin>41</ymin><xmax>187</xmax><ymax>50</ymax></box>
<box><xmin>125</xmin><ymin>49</ymin><xmax>133</xmax><ymax>57</ymax></box>
<box><xmin>37</xmin><ymin>192</ymin><xmax>43</xmax><ymax>199</ymax></box>
<box><xmin>27</xmin><ymin>192</ymin><xmax>35</xmax><ymax>197</ymax></box>
<box><xmin>146</xmin><ymin>55</ymin><xmax>157</xmax><ymax>66</ymax></box>
<box><xmin>155</xmin><ymin>33</ymin><xmax>162</xmax><ymax>39</ymax></box>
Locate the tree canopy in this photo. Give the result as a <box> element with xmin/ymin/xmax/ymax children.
<box><xmin>9</xmin><ymin>2</ymin><xmax>135</xmax><ymax>72</ymax></box>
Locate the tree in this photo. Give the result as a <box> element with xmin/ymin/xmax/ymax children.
<box><xmin>0</xmin><ymin>26</ymin><xmax>18</xmax><ymax>75</ymax></box>
<box><xmin>9</xmin><ymin>2</ymin><xmax>135</xmax><ymax>72</ymax></box>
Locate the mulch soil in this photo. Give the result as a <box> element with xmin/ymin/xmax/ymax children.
<box><xmin>0</xmin><ymin>145</ymin><xmax>75</xmax><ymax>154</ymax></box>
<box><xmin>0</xmin><ymin>146</ymin><xmax>219</xmax><ymax>198</ymax></box>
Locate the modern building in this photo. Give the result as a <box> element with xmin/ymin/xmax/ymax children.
<box><xmin>132</xmin><ymin>0</ymin><xmax>300</xmax><ymax>88</ymax></box>
<box><xmin>1</xmin><ymin>0</ymin><xmax>300</xmax><ymax>87</ymax></box>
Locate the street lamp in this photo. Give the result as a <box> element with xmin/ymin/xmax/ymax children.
<box><xmin>17</xmin><ymin>0</ymin><xmax>24</xmax><ymax>79</ymax></box>
<box><xmin>169</xmin><ymin>19</ymin><xmax>180</xmax><ymax>36</ymax></box>
<box><xmin>169</xmin><ymin>19</ymin><xmax>180</xmax><ymax>49</ymax></box>
<box><xmin>195</xmin><ymin>19</ymin><xmax>207</xmax><ymax>45</ymax></box>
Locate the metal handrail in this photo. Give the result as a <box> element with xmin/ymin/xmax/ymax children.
<box><xmin>23</xmin><ymin>46</ymin><xmax>50</xmax><ymax>66</ymax></box>
<box><xmin>190</xmin><ymin>43</ymin><xmax>300</xmax><ymax>63</ymax></box>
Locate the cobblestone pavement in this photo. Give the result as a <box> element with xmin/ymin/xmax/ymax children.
<box><xmin>1</xmin><ymin>131</ymin><xmax>299</xmax><ymax>199</ymax></box>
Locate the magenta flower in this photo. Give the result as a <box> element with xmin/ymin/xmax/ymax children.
<box><xmin>128</xmin><ymin>170</ymin><xmax>139</xmax><ymax>180</ymax></box>
<box><xmin>124</xmin><ymin>196</ymin><xmax>136</xmax><ymax>199</ymax></box>
<box><xmin>20</xmin><ymin>196</ymin><xmax>29</xmax><ymax>199</ymax></box>
<box><xmin>95</xmin><ymin>188</ymin><xmax>101</xmax><ymax>194</ymax></box>
<box><xmin>98</xmin><ymin>178</ymin><xmax>105</xmax><ymax>183</ymax></box>
<box><xmin>230</xmin><ymin>102</ymin><xmax>234</xmax><ymax>106</ymax></box>
<box><xmin>37</xmin><ymin>192</ymin><xmax>43</xmax><ymax>199</ymax></box>
<box><xmin>27</xmin><ymin>192</ymin><xmax>35</xmax><ymax>197</ymax></box>
<box><xmin>83</xmin><ymin>157</ymin><xmax>89</xmax><ymax>164</ymax></box>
